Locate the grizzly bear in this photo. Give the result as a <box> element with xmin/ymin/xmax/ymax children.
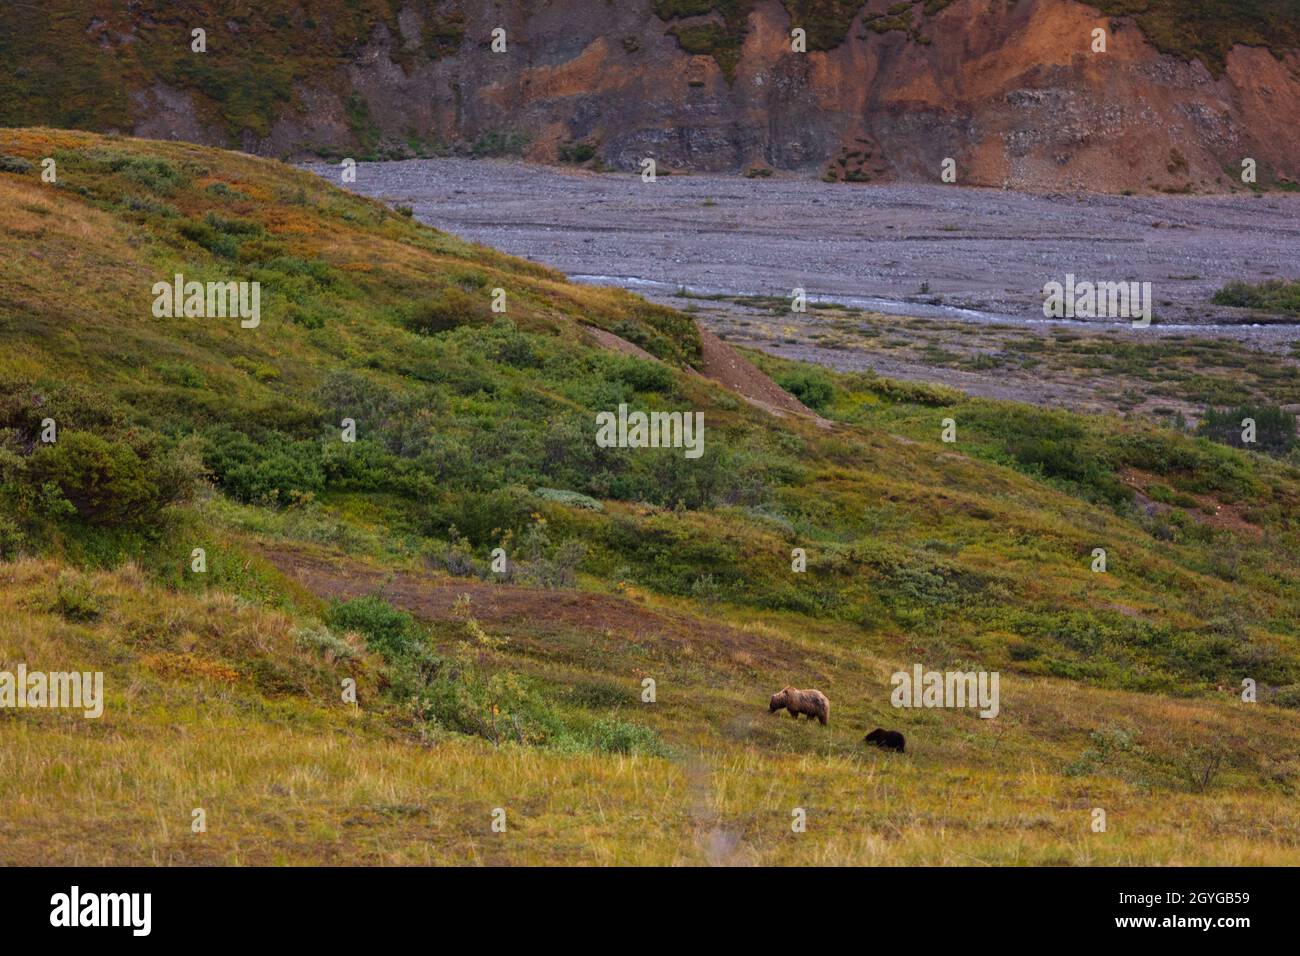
<box><xmin>864</xmin><ymin>728</ymin><xmax>905</xmax><ymax>753</ymax></box>
<box><xmin>768</xmin><ymin>686</ymin><xmax>830</xmax><ymax>726</ymax></box>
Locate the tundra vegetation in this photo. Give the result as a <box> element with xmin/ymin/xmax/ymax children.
<box><xmin>690</xmin><ymin>291</ymin><xmax>1300</xmax><ymax>421</ymax></box>
<box><xmin>1214</xmin><ymin>279</ymin><xmax>1300</xmax><ymax>318</ymax></box>
<box><xmin>654</xmin><ymin>0</ymin><xmax>1295</xmax><ymax>78</ymax></box>
<box><xmin>1</xmin><ymin>130</ymin><xmax>1299</xmax><ymax>864</ymax></box>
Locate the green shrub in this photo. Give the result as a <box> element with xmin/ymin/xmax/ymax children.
<box><xmin>293</xmin><ymin>624</ymin><xmax>361</xmax><ymax>662</ymax></box>
<box><xmin>158</xmin><ymin>362</ymin><xmax>205</xmax><ymax>388</ymax></box>
<box><xmin>259</xmin><ymin>255</ymin><xmax>337</xmax><ymax>288</ymax></box>
<box><xmin>1212</xmin><ymin>279</ymin><xmax>1300</xmax><ymax>316</ymax></box>
<box><xmin>608</xmin><ymin>355</ymin><xmax>674</xmax><ymax>393</ymax></box>
<box><xmin>53</xmin><ymin>572</ymin><xmax>103</xmax><ymax>622</ymax></box>
<box><xmin>0</xmin><ymin>514</ymin><xmax>25</xmax><ymax>559</ymax></box>
<box><xmin>534</xmin><ymin>487</ymin><xmax>603</xmax><ymax>511</ymax></box>
<box><xmin>516</xmin><ymin>534</ymin><xmax>587</xmax><ymax>589</ymax></box>
<box><xmin>485</xmin><ymin>319</ymin><xmax>543</xmax><ymax>368</ymax></box>
<box><xmin>124</xmin><ymin>195</ymin><xmax>178</xmax><ymax>217</ymax></box>
<box><xmin>26</xmin><ymin>431</ymin><xmax>198</xmax><ymax>526</ymax></box>
<box><xmin>0</xmin><ymin>155</ymin><xmax>34</xmax><ymax>174</ymax></box>
<box><xmin>1115</xmin><ymin>431</ymin><xmax>1257</xmax><ymax>499</ymax></box>
<box><xmin>327</xmin><ymin>596</ymin><xmax>418</xmax><ymax>660</ymax></box>
<box><xmin>83</xmin><ymin>149</ymin><xmax>187</xmax><ymax>194</ymax></box>
<box><xmin>559</xmin><ymin>141</ymin><xmax>597</xmax><ymax>164</ymax></box>
<box><xmin>1146</xmin><ymin>483</ymin><xmax>1198</xmax><ymax>508</ymax></box>
<box><xmin>205</xmin><ymin>182</ymin><xmax>248</xmax><ymax>200</ymax></box>
<box><xmin>776</xmin><ymin>368</ymin><xmax>835</xmax><ymax>411</ymax></box>
<box><xmin>865</xmin><ymin>376</ymin><xmax>960</xmax><ymax>406</ymax></box>
<box><xmin>565</xmin><ymin>680</ymin><xmax>630</xmax><ymax>708</ymax></box>
<box><xmin>599</xmin><ymin>302</ymin><xmax>702</xmax><ymax>369</ymax></box>
<box><xmin>403</xmin><ymin>653</ymin><xmax>566</xmax><ymax>745</ymax></box>
<box><xmin>402</xmin><ymin>288</ymin><xmax>489</xmax><ymax>334</ymax></box>
<box><xmin>961</xmin><ymin>405</ymin><xmax>1129</xmax><ymax>505</ymax></box>
<box><xmin>0</xmin><ymin>380</ymin><xmax>123</xmax><ymax>436</ymax></box>
<box><xmin>429</xmin><ymin>485</ymin><xmax>540</xmax><ymax>544</ymax></box>
<box><xmin>202</xmin><ymin>426</ymin><xmax>324</xmax><ymax>504</ymax></box>
<box><xmin>587</xmin><ymin>715</ymin><xmax>664</xmax><ymax>755</ymax></box>
<box><xmin>470</xmin><ymin>131</ymin><xmax>528</xmax><ymax>158</ymax></box>
<box><xmin>1199</xmin><ymin>405</ymin><xmax>1297</xmax><ymax>456</ymax></box>
<box><xmin>204</xmin><ymin>212</ymin><xmax>264</xmax><ymax>237</ymax></box>
<box><xmin>178</xmin><ymin>219</ymin><xmax>238</xmax><ymax>258</ymax></box>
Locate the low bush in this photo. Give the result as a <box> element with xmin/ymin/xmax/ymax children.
<box><xmin>1199</xmin><ymin>405</ymin><xmax>1297</xmax><ymax>456</ymax></box>
<box><xmin>402</xmin><ymin>288</ymin><xmax>489</xmax><ymax>334</ymax></box>
<box><xmin>776</xmin><ymin>368</ymin><xmax>835</xmax><ymax>411</ymax></box>
<box><xmin>327</xmin><ymin>596</ymin><xmax>419</xmax><ymax>660</ymax></box>
<box><xmin>202</xmin><ymin>426</ymin><xmax>324</xmax><ymax>504</ymax></box>
<box><xmin>24</xmin><ymin>431</ymin><xmax>201</xmax><ymax>526</ymax></box>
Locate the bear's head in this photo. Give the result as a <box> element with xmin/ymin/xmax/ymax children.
<box><xmin>864</xmin><ymin>728</ymin><xmax>885</xmax><ymax>743</ymax></box>
<box><xmin>769</xmin><ymin>687</ymin><xmax>791</xmax><ymax>712</ymax></box>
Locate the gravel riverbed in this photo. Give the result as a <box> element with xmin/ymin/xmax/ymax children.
<box><xmin>307</xmin><ymin>158</ymin><xmax>1300</xmax><ymax>409</ymax></box>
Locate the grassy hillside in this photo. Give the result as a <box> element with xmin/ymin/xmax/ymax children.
<box><xmin>2</xmin><ymin>128</ymin><xmax>1300</xmax><ymax>864</ymax></box>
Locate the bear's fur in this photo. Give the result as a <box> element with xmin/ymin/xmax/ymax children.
<box><xmin>864</xmin><ymin>728</ymin><xmax>905</xmax><ymax>752</ymax></box>
<box><xmin>768</xmin><ymin>686</ymin><xmax>830</xmax><ymax>725</ymax></box>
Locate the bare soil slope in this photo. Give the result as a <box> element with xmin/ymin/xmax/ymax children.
<box><xmin>6</xmin><ymin>0</ymin><xmax>1299</xmax><ymax>192</ymax></box>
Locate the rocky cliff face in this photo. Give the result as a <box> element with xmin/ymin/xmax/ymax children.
<box><xmin>5</xmin><ymin>0</ymin><xmax>1299</xmax><ymax>192</ymax></box>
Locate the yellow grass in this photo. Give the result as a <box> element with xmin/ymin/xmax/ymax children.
<box><xmin>3</xmin><ymin>557</ymin><xmax>1298</xmax><ymax>866</ymax></box>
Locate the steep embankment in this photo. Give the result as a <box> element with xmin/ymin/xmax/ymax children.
<box><xmin>2</xmin><ymin>130</ymin><xmax>1300</xmax><ymax>864</ymax></box>
<box><xmin>3</xmin><ymin>1</ymin><xmax>1299</xmax><ymax>192</ymax></box>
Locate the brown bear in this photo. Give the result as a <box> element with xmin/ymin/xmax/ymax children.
<box><xmin>864</xmin><ymin>728</ymin><xmax>905</xmax><ymax>753</ymax></box>
<box><xmin>768</xmin><ymin>686</ymin><xmax>830</xmax><ymax>726</ymax></box>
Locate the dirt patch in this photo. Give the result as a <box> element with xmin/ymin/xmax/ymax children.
<box><xmin>696</xmin><ymin>326</ymin><xmax>831</xmax><ymax>426</ymax></box>
<box><xmin>584</xmin><ymin>319</ymin><xmax>831</xmax><ymax>427</ymax></box>
<box><xmin>1118</xmin><ymin>468</ymin><xmax>1263</xmax><ymax>537</ymax></box>
<box><xmin>582</xmin><ymin>324</ymin><xmax>660</xmax><ymax>362</ymax></box>
<box><xmin>259</xmin><ymin>545</ymin><xmax>821</xmax><ymax>676</ymax></box>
